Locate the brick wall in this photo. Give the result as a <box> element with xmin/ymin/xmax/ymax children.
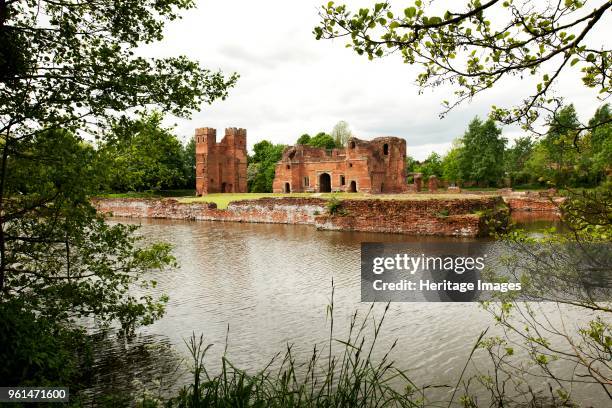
<box><xmin>503</xmin><ymin>196</ymin><xmax>565</xmax><ymax>212</ymax></box>
<box><xmin>92</xmin><ymin>196</ymin><xmax>504</xmax><ymax>237</ymax></box>
<box><xmin>272</xmin><ymin>137</ymin><xmax>408</xmax><ymax>194</ymax></box>
<box><xmin>195</xmin><ymin>127</ymin><xmax>248</xmax><ymax>195</ymax></box>
<box><xmin>313</xmin><ymin>197</ymin><xmax>502</xmax><ymax>237</ymax></box>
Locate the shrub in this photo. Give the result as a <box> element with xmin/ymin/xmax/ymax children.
<box><xmin>326</xmin><ymin>196</ymin><xmax>348</xmax><ymax>216</ymax></box>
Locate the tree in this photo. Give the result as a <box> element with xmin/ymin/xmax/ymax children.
<box><xmin>315</xmin><ymin>1</ymin><xmax>611</xmax><ymax>135</ymax></box>
<box><xmin>297</xmin><ymin>134</ymin><xmax>312</xmax><ymax>145</ymax></box>
<box><xmin>100</xmin><ymin>112</ymin><xmax>186</xmax><ymax>192</ymax></box>
<box><xmin>1</xmin><ymin>128</ymin><xmax>173</xmax><ymax>329</ymax></box>
<box><xmin>541</xmin><ymin>105</ymin><xmax>582</xmax><ymax>186</ymax></box>
<box><xmin>331</xmin><ymin>120</ymin><xmax>352</xmax><ymax>147</ymax></box>
<box><xmin>460</xmin><ymin>117</ymin><xmax>507</xmax><ymax>186</ymax></box>
<box><xmin>405</xmin><ymin>155</ymin><xmax>418</xmax><ymax>173</ymax></box>
<box><xmin>441</xmin><ymin>144</ymin><xmax>464</xmax><ymax>185</ymax></box>
<box><xmin>588</xmin><ymin>104</ymin><xmax>612</xmax><ymax>183</ymax></box>
<box><xmin>523</xmin><ymin>142</ymin><xmax>551</xmax><ymax>186</ymax></box>
<box><xmin>0</xmin><ymin>0</ymin><xmax>236</xmax><ymax>384</ymax></box>
<box><xmin>416</xmin><ymin>152</ymin><xmax>442</xmax><ymax>179</ymax></box>
<box><xmin>182</xmin><ymin>137</ymin><xmax>196</xmax><ymax>190</ymax></box>
<box><xmin>504</xmin><ymin>137</ymin><xmax>534</xmax><ymax>186</ymax></box>
<box><xmin>249</xmin><ymin>140</ymin><xmax>285</xmax><ymax>192</ymax></box>
<box><xmin>308</xmin><ymin>132</ymin><xmax>338</xmax><ymax>149</ymax></box>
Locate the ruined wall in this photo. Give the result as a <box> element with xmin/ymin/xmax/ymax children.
<box><xmin>503</xmin><ymin>196</ymin><xmax>565</xmax><ymax>212</ymax></box>
<box><xmin>272</xmin><ymin>137</ymin><xmax>408</xmax><ymax>194</ymax></box>
<box><xmin>314</xmin><ymin>197</ymin><xmax>502</xmax><ymax>236</ymax></box>
<box><xmin>92</xmin><ymin>197</ymin><xmax>327</xmax><ymax>224</ymax></box>
<box><xmin>195</xmin><ymin>127</ymin><xmax>248</xmax><ymax>195</ymax></box>
<box><xmin>92</xmin><ymin>196</ymin><xmax>503</xmax><ymax>237</ymax></box>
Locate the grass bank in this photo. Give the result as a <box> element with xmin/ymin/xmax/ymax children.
<box><xmin>179</xmin><ymin>192</ymin><xmax>482</xmax><ymax>209</ymax></box>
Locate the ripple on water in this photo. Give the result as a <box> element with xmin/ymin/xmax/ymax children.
<box><xmin>104</xmin><ymin>218</ymin><xmax>608</xmax><ymax>406</ymax></box>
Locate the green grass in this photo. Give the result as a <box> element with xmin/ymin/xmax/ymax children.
<box><xmin>98</xmin><ymin>189</ymin><xmax>551</xmax><ymax>211</ymax></box>
<box><xmin>178</xmin><ymin>192</ymin><xmax>483</xmax><ymax>209</ymax></box>
<box><xmin>179</xmin><ymin>193</ymin><xmax>313</xmax><ymax>209</ymax></box>
<box><xmin>455</xmin><ymin>186</ymin><xmax>500</xmax><ymax>191</ymax></box>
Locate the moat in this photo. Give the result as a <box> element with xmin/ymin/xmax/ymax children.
<box><xmin>86</xmin><ymin>218</ymin><xmax>607</xmax><ymax>406</ymax></box>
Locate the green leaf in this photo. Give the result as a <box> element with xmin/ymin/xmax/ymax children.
<box><xmin>404</xmin><ymin>7</ymin><xmax>416</xmax><ymax>18</ymax></box>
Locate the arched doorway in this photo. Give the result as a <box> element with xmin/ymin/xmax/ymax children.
<box><xmin>221</xmin><ymin>182</ymin><xmax>227</xmax><ymax>193</ymax></box>
<box><xmin>349</xmin><ymin>180</ymin><xmax>357</xmax><ymax>192</ymax></box>
<box><xmin>319</xmin><ymin>173</ymin><xmax>331</xmax><ymax>192</ymax></box>
<box><xmin>284</xmin><ymin>182</ymin><xmax>291</xmax><ymax>193</ymax></box>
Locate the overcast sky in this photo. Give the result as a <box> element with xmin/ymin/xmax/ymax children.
<box><xmin>142</xmin><ymin>0</ymin><xmax>611</xmax><ymax>160</ymax></box>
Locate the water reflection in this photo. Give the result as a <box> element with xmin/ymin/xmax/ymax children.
<box><xmin>84</xmin><ymin>218</ymin><xmax>606</xmax><ymax>405</ymax></box>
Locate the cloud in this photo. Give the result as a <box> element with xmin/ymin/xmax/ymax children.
<box><xmin>156</xmin><ymin>0</ymin><xmax>611</xmax><ymax>160</ymax></box>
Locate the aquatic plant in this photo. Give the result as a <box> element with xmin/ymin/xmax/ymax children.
<box><xmin>162</xmin><ymin>285</ymin><xmax>426</xmax><ymax>407</ymax></box>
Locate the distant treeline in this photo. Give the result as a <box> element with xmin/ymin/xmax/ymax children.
<box><xmin>100</xmin><ymin>106</ymin><xmax>610</xmax><ymax>194</ymax></box>
<box><xmin>409</xmin><ymin>104</ymin><xmax>611</xmax><ymax>189</ymax></box>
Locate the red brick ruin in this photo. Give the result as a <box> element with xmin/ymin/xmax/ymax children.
<box><xmin>195</xmin><ymin>127</ymin><xmax>248</xmax><ymax>195</ymax></box>
<box><xmin>428</xmin><ymin>175</ymin><xmax>439</xmax><ymax>192</ymax></box>
<box><xmin>194</xmin><ymin>128</ymin><xmax>410</xmax><ymax>195</ymax></box>
<box><xmin>272</xmin><ymin>137</ymin><xmax>408</xmax><ymax>193</ymax></box>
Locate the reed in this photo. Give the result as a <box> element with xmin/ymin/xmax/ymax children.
<box><xmin>164</xmin><ymin>284</ymin><xmax>426</xmax><ymax>408</ymax></box>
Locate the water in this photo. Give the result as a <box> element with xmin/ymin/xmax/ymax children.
<box><xmin>88</xmin><ymin>218</ymin><xmax>609</xmax><ymax>406</ymax></box>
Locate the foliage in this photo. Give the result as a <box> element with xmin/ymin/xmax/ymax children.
<box><xmin>436</xmin><ymin>117</ymin><xmax>506</xmax><ymax>187</ymax></box>
<box><xmin>422</xmin><ymin>104</ymin><xmax>611</xmax><ymax>189</ymax></box>
<box><xmin>540</xmin><ymin>105</ymin><xmax>583</xmax><ymax>185</ymax></box>
<box><xmin>504</xmin><ymin>136</ymin><xmax>534</xmax><ymax>185</ymax></box>
<box><xmin>248</xmin><ymin>141</ymin><xmax>285</xmax><ymax>192</ymax></box>
<box><xmin>441</xmin><ymin>145</ymin><xmax>463</xmax><ymax>185</ymax></box>
<box><xmin>100</xmin><ymin>112</ymin><xmax>187</xmax><ymax>192</ymax></box>
<box><xmin>415</xmin><ymin>152</ymin><xmax>443</xmax><ymax>180</ymax></box>
<box><xmin>1</xmin><ymin>0</ymin><xmax>233</xmax><ymax>390</ymax></box>
<box><xmin>475</xmin><ymin>183</ymin><xmax>612</xmax><ymax>403</ymax></box>
<box><xmin>405</xmin><ymin>155</ymin><xmax>418</xmax><ymax>173</ymax></box>
<box><xmin>562</xmin><ymin>184</ymin><xmax>612</xmax><ymax>240</ymax></box>
<box><xmin>315</xmin><ymin>0</ymin><xmax>611</xmax><ymax>134</ymax></box>
<box><xmin>182</xmin><ymin>138</ymin><xmax>196</xmax><ymax>190</ymax></box>
<box><xmin>0</xmin><ymin>299</ymin><xmax>91</xmax><ymax>387</ymax></box>
<box><xmin>2</xmin><ymin>130</ymin><xmax>173</xmax><ymax>330</ymax></box>
<box><xmin>460</xmin><ymin>117</ymin><xmax>506</xmax><ymax>186</ymax></box>
<box><xmin>326</xmin><ymin>196</ymin><xmax>348</xmax><ymax>216</ymax></box>
<box><xmin>331</xmin><ymin>120</ymin><xmax>352</xmax><ymax>147</ymax></box>
<box><xmin>512</xmin><ymin>104</ymin><xmax>611</xmax><ymax>188</ymax></box>
<box><xmin>297</xmin><ymin>134</ymin><xmax>312</xmax><ymax>145</ymax></box>
<box><xmin>588</xmin><ymin>105</ymin><xmax>612</xmax><ymax>183</ymax></box>
<box><xmin>1</xmin><ymin>0</ymin><xmax>237</xmax><ymax>141</ymax></box>
<box><xmin>308</xmin><ymin>132</ymin><xmax>338</xmax><ymax>149</ymax></box>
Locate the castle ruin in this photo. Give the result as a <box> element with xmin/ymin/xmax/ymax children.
<box><xmin>194</xmin><ymin>127</ymin><xmax>248</xmax><ymax>195</ymax></box>
<box><xmin>272</xmin><ymin>137</ymin><xmax>408</xmax><ymax>194</ymax></box>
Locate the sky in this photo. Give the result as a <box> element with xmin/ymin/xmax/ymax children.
<box><xmin>141</xmin><ymin>0</ymin><xmax>611</xmax><ymax>160</ymax></box>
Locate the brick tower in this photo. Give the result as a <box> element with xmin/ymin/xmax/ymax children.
<box><xmin>195</xmin><ymin>127</ymin><xmax>248</xmax><ymax>195</ymax></box>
